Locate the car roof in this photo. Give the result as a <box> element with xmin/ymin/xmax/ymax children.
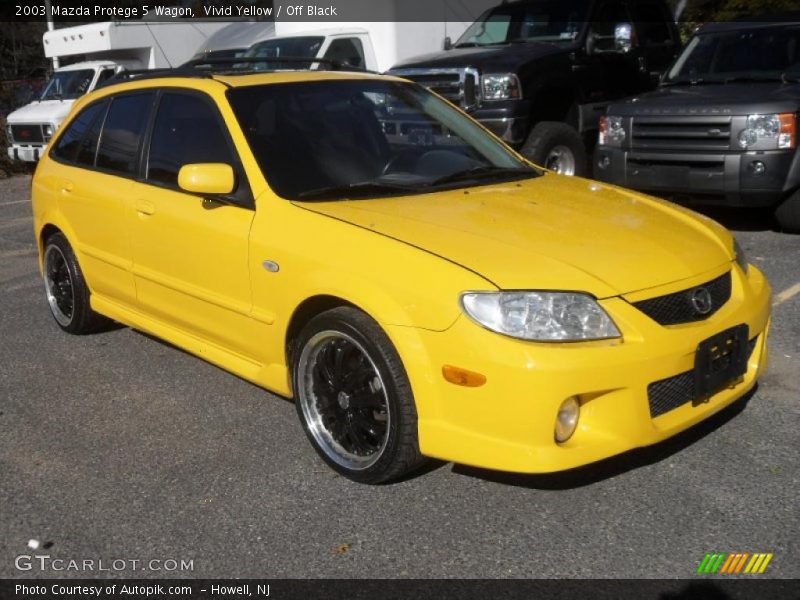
<box><xmin>698</xmin><ymin>19</ymin><xmax>800</xmax><ymax>35</ymax></box>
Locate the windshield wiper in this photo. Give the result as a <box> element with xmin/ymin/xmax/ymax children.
<box><xmin>296</xmin><ymin>180</ymin><xmax>418</xmax><ymax>201</ymax></box>
<box><xmin>427</xmin><ymin>165</ymin><xmax>538</xmax><ymax>187</ymax></box>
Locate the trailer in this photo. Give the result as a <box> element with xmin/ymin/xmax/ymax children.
<box><xmin>6</xmin><ymin>20</ymin><xmax>229</xmax><ymax>162</ymax></box>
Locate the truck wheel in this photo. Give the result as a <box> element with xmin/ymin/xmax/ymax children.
<box><xmin>775</xmin><ymin>191</ymin><xmax>800</xmax><ymax>233</ymax></box>
<box><xmin>520</xmin><ymin>121</ymin><xmax>587</xmax><ymax>177</ymax></box>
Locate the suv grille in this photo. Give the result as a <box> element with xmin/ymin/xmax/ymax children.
<box><xmin>10</xmin><ymin>124</ymin><xmax>44</xmax><ymax>144</ymax></box>
<box><xmin>389</xmin><ymin>68</ymin><xmax>479</xmax><ymax>110</ymax></box>
<box><xmin>647</xmin><ymin>336</ymin><xmax>758</xmax><ymax>418</ymax></box>
<box><xmin>631</xmin><ymin>116</ymin><xmax>732</xmax><ymax>151</ymax></box>
<box><xmin>632</xmin><ymin>272</ymin><xmax>731</xmax><ymax>326</ymax></box>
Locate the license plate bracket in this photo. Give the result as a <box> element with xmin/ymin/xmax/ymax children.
<box><xmin>694</xmin><ymin>324</ymin><xmax>749</xmax><ymax>401</ymax></box>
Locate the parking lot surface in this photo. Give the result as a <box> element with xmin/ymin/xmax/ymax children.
<box><xmin>1</xmin><ymin>174</ymin><xmax>797</xmax><ymax>578</ymax></box>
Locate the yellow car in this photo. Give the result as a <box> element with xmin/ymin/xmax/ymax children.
<box><xmin>31</xmin><ymin>65</ymin><xmax>771</xmax><ymax>484</ymax></box>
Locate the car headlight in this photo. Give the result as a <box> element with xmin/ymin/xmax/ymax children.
<box><xmin>733</xmin><ymin>238</ymin><xmax>749</xmax><ymax>275</ymax></box>
<box><xmin>737</xmin><ymin>113</ymin><xmax>795</xmax><ymax>150</ymax></box>
<box><xmin>598</xmin><ymin>115</ymin><xmax>626</xmax><ymax>147</ymax></box>
<box><xmin>481</xmin><ymin>74</ymin><xmax>522</xmax><ymax>101</ymax></box>
<box><xmin>5</xmin><ymin>124</ymin><xmax>12</xmax><ymax>142</ymax></box>
<box><xmin>460</xmin><ymin>291</ymin><xmax>621</xmax><ymax>341</ymax></box>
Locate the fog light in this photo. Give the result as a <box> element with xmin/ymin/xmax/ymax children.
<box><xmin>554</xmin><ymin>396</ymin><xmax>580</xmax><ymax>443</ymax></box>
<box><xmin>748</xmin><ymin>161</ymin><xmax>766</xmax><ymax>176</ymax></box>
<box><xmin>597</xmin><ymin>155</ymin><xmax>611</xmax><ymax>170</ymax></box>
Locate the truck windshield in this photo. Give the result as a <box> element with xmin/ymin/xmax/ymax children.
<box><xmin>454</xmin><ymin>0</ymin><xmax>589</xmax><ymax>47</ymax></box>
<box><xmin>40</xmin><ymin>69</ymin><xmax>95</xmax><ymax>101</ymax></box>
<box><xmin>666</xmin><ymin>25</ymin><xmax>800</xmax><ymax>84</ymax></box>
<box><xmin>242</xmin><ymin>36</ymin><xmax>325</xmax><ymax>69</ymax></box>
<box><xmin>227</xmin><ymin>79</ymin><xmax>538</xmax><ymax>201</ymax></box>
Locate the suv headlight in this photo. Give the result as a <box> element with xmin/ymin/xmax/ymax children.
<box><xmin>460</xmin><ymin>291</ymin><xmax>621</xmax><ymax>341</ymax></box>
<box><xmin>733</xmin><ymin>238</ymin><xmax>749</xmax><ymax>275</ymax></box>
<box><xmin>737</xmin><ymin>113</ymin><xmax>795</xmax><ymax>150</ymax></box>
<box><xmin>598</xmin><ymin>115</ymin><xmax>626</xmax><ymax>147</ymax></box>
<box><xmin>481</xmin><ymin>74</ymin><xmax>522</xmax><ymax>101</ymax></box>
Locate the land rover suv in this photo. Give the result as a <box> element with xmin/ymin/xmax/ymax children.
<box><xmin>595</xmin><ymin>20</ymin><xmax>800</xmax><ymax>232</ymax></box>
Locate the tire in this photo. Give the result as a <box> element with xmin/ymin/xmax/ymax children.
<box><xmin>292</xmin><ymin>306</ymin><xmax>425</xmax><ymax>484</ymax></box>
<box><xmin>775</xmin><ymin>191</ymin><xmax>800</xmax><ymax>233</ymax></box>
<box><xmin>520</xmin><ymin>121</ymin><xmax>588</xmax><ymax>177</ymax></box>
<box><xmin>42</xmin><ymin>232</ymin><xmax>109</xmax><ymax>334</ymax></box>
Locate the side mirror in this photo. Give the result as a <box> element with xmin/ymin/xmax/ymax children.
<box><xmin>614</xmin><ymin>23</ymin><xmax>633</xmax><ymax>53</ymax></box>
<box><xmin>178</xmin><ymin>163</ymin><xmax>235</xmax><ymax>196</ymax></box>
<box><xmin>443</xmin><ymin>36</ymin><xmax>452</xmax><ymax>51</ymax></box>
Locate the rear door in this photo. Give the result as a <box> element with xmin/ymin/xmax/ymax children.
<box><xmin>48</xmin><ymin>93</ymin><xmax>154</xmax><ymax>306</ymax></box>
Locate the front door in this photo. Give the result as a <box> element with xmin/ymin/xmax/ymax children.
<box><xmin>129</xmin><ymin>91</ymin><xmax>257</xmax><ymax>360</ymax></box>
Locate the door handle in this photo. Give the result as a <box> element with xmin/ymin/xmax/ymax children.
<box><xmin>136</xmin><ymin>199</ymin><xmax>156</xmax><ymax>216</ymax></box>
<box><xmin>61</xmin><ymin>180</ymin><xmax>73</xmax><ymax>193</ymax></box>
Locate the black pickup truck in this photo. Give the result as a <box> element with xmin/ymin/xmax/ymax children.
<box><xmin>389</xmin><ymin>0</ymin><xmax>679</xmax><ymax>176</ymax></box>
<box><xmin>594</xmin><ymin>20</ymin><xmax>800</xmax><ymax>232</ymax></box>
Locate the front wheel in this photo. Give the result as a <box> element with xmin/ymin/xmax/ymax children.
<box><xmin>292</xmin><ymin>307</ymin><xmax>425</xmax><ymax>484</ymax></box>
<box><xmin>519</xmin><ymin>121</ymin><xmax>588</xmax><ymax>177</ymax></box>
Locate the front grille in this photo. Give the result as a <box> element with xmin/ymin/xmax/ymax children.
<box><xmin>631</xmin><ymin>116</ymin><xmax>732</xmax><ymax>151</ymax></box>
<box><xmin>390</xmin><ymin>68</ymin><xmax>479</xmax><ymax>110</ymax></box>
<box><xmin>647</xmin><ymin>336</ymin><xmax>758</xmax><ymax>418</ymax></box>
<box><xmin>632</xmin><ymin>272</ymin><xmax>732</xmax><ymax>326</ymax></box>
<box><xmin>10</xmin><ymin>124</ymin><xmax>44</xmax><ymax>144</ymax></box>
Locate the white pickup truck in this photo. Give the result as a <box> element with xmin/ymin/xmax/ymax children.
<box><xmin>6</xmin><ymin>20</ymin><xmax>227</xmax><ymax>162</ymax></box>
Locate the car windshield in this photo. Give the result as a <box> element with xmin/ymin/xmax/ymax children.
<box><xmin>40</xmin><ymin>69</ymin><xmax>95</xmax><ymax>100</ymax></box>
<box><xmin>242</xmin><ymin>36</ymin><xmax>324</xmax><ymax>70</ymax></box>
<box><xmin>454</xmin><ymin>0</ymin><xmax>589</xmax><ymax>47</ymax></box>
<box><xmin>665</xmin><ymin>25</ymin><xmax>800</xmax><ymax>84</ymax></box>
<box><xmin>227</xmin><ymin>79</ymin><xmax>538</xmax><ymax>200</ymax></box>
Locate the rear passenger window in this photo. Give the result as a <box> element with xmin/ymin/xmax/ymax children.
<box><xmin>75</xmin><ymin>100</ymin><xmax>108</xmax><ymax>167</ymax></box>
<box><xmin>51</xmin><ymin>101</ymin><xmax>106</xmax><ymax>163</ymax></box>
<box><xmin>96</xmin><ymin>93</ymin><xmax>153</xmax><ymax>176</ymax></box>
<box><xmin>146</xmin><ymin>92</ymin><xmax>235</xmax><ymax>188</ymax></box>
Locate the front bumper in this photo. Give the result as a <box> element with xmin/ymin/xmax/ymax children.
<box><xmin>388</xmin><ymin>263</ymin><xmax>771</xmax><ymax>474</ymax></box>
<box><xmin>8</xmin><ymin>144</ymin><xmax>44</xmax><ymax>162</ymax></box>
<box><xmin>468</xmin><ymin>100</ymin><xmax>531</xmax><ymax>146</ymax></box>
<box><xmin>594</xmin><ymin>147</ymin><xmax>799</xmax><ymax>207</ymax></box>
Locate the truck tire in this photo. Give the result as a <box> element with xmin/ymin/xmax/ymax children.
<box><xmin>520</xmin><ymin>121</ymin><xmax>588</xmax><ymax>177</ymax></box>
<box><xmin>775</xmin><ymin>191</ymin><xmax>800</xmax><ymax>233</ymax></box>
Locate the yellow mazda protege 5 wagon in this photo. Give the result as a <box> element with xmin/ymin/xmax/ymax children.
<box><xmin>32</xmin><ymin>60</ymin><xmax>771</xmax><ymax>483</ymax></box>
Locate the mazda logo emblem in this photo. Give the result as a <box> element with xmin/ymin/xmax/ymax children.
<box><xmin>690</xmin><ymin>287</ymin><xmax>713</xmax><ymax>315</ymax></box>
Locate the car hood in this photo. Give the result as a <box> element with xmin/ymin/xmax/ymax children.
<box><xmin>293</xmin><ymin>174</ymin><xmax>733</xmax><ymax>297</ymax></box>
<box><xmin>391</xmin><ymin>42</ymin><xmax>567</xmax><ymax>72</ymax></box>
<box><xmin>6</xmin><ymin>99</ymin><xmax>75</xmax><ymax>124</ymax></box>
<box><xmin>609</xmin><ymin>82</ymin><xmax>800</xmax><ymax>116</ymax></box>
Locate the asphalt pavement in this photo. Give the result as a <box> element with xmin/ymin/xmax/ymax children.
<box><xmin>0</xmin><ymin>174</ymin><xmax>797</xmax><ymax>579</ymax></box>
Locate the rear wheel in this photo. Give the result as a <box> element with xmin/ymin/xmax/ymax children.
<box><xmin>520</xmin><ymin>121</ymin><xmax>588</xmax><ymax>177</ymax></box>
<box><xmin>775</xmin><ymin>190</ymin><xmax>800</xmax><ymax>233</ymax></box>
<box><xmin>42</xmin><ymin>232</ymin><xmax>108</xmax><ymax>334</ymax></box>
<box><xmin>293</xmin><ymin>307</ymin><xmax>425</xmax><ymax>484</ymax></box>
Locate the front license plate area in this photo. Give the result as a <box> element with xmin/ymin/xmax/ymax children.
<box><xmin>694</xmin><ymin>324</ymin><xmax>749</xmax><ymax>401</ymax></box>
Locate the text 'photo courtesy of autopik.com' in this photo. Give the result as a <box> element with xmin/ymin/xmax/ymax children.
<box><xmin>0</xmin><ymin>0</ymin><xmax>798</xmax><ymax>598</ymax></box>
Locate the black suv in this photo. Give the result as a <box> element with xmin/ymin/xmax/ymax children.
<box><xmin>390</xmin><ymin>0</ymin><xmax>679</xmax><ymax>176</ymax></box>
<box><xmin>594</xmin><ymin>21</ymin><xmax>800</xmax><ymax>232</ymax></box>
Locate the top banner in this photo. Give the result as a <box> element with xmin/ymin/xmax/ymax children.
<box><xmin>5</xmin><ymin>0</ymin><xmax>515</xmax><ymax>22</ymax></box>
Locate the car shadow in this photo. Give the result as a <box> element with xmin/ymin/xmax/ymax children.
<box><xmin>451</xmin><ymin>385</ymin><xmax>757</xmax><ymax>490</ymax></box>
<box><xmin>691</xmin><ymin>205</ymin><xmax>778</xmax><ymax>233</ymax></box>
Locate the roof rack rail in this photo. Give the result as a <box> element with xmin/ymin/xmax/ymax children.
<box><xmin>182</xmin><ymin>55</ymin><xmax>377</xmax><ymax>74</ymax></box>
<box><xmin>95</xmin><ymin>66</ymin><xmax>211</xmax><ymax>90</ymax></box>
<box><xmin>94</xmin><ymin>56</ymin><xmax>378</xmax><ymax>90</ymax></box>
